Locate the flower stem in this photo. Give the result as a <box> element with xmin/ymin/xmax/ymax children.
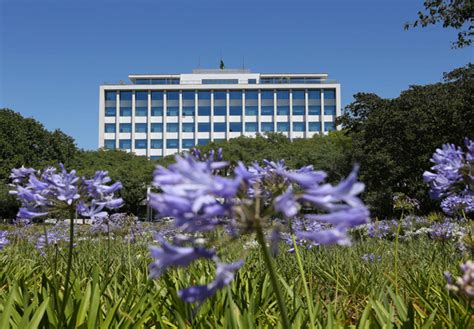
<box><xmin>255</xmin><ymin>225</ymin><xmax>290</xmax><ymax>328</ymax></box>
<box><xmin>60</xmin><ymin>211</ymin><xmax>75</xmax><ymax>326</ymax></box>
<box><xmin>292</xmin><ymin>235</ymin><xmax>315</xmax><ymax>329</ymax></box>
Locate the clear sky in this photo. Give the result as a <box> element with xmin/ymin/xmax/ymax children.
<box><xmin>1</xmin><ymin>0</ymin><xmax>472</xmax><ymax>150</ymax></box>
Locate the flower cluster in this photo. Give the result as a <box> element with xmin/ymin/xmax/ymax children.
<box><xmin>423</xmin><ymin>138</ymin><xmax>473</xmax><ymax>216</ymax></box>
<box><xmin>361</xmin><ymin>253</ymin><xmax>381</xmax><ymax>263</ymax></box>
<box><xmin>0</xmin><ymin>231</ymin><xmax>9</xmax><ymax>250</ymax></box>
<box><xmin>9</xmin><ymin>165</ymin><xmax>123</xmax><ymax>220</ymax></box>
<box><xmin>149</xmin><ymin>151</ymin><xmax>369</xmax><ymax>303</ymax></box>
<box><xmin>445</xmin><ymin>260</ymin><xmax>474</xmax><ymax>300</ymax></box>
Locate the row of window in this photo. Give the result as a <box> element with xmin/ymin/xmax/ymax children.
<box><xmin>104</xmin><ymin>124</ymin><xmax>335</xmax><ymax>151</ymax></box>
<box><xmin>105</xmin><ymin>105</ymin><xmax>337</xmax><ymax>117</ymax></box>
<box><xmin>105</xmin><ymin>121</ymin><xmax>335</xmax><ymax>135</ymax></box>
<box><xmin>105</xmin><ymin>89</ymin><xmax>336</xmax><ymax>102</ymax></box>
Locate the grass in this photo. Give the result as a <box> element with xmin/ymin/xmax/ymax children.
<box><xmin>0</xmin><ymin>222</ymin><xmax>472</xmax><ymax>328</ymax></box>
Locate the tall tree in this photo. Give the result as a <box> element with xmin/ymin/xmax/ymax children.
<box><xmin>338</xmin><ymin>64</ymin><xmax>474</xmax><ymax>216</ymax></box>
<box><xmin>405</xmin><ymin>0</ymin><xmax>473</xmax><ymax>48</ymax></box>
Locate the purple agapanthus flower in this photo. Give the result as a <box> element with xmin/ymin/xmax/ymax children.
<box><xmin>148</xmin><ymin>150</ymin><xmax>369</xmax><ymax>304</ymax></box>
<box><xmin>445</xmin><ymin>260</ymin><xmax>474</xmax><ymax>300</ymax></box>
<box><xmin>178</xmin><ymin>260</ymin><xmax>244</xmax><ymax>303</ymax></box>
<box><xmin>0</xmin><ymin>231</ymin><xmax>9</xmax><ymax>250</ymax></box>
<box><xmin>423</xmin><ymin>138</ymin><xmax>473</xmax><ymax>216</ymax></box>
<box><xmin>10</xmin><ymin>164</ymin><xmax>123</xmax><ymax>220</ymax></box>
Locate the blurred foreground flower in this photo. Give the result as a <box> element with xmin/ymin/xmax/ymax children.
<box><xmin>445</xmin><ymin>260</ymin><xmax>474</xmax><ymax>300</ymax></box>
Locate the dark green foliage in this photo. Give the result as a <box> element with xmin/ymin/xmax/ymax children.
<box><xmin>404</xmin><ymin>0</ymin><xmax>473</xmax><ymax>48</ymax></box>
<box><xmin>70</xmin><ymin>150</ymin><xmax>155</xmax><ymax>216</ymax></box>
<box><xmin>338</xmin><ymin>64</ymin><xmax>474</xmax><ymax>217</ymax></box>
<box><xmin>0</xmin><ymin>109</ymin><xmax>77</xmax><ymax>220</ymax></box>
<box><xmin>189</xmin><ymin>132</ymin><xmax>353</xmax><ymax>183</ymax></box>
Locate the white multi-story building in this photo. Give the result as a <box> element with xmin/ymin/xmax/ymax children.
<box><xmin>99</xmin><ymin>69</ymin><xmax>341</xmax><ymax>160</ymax></box>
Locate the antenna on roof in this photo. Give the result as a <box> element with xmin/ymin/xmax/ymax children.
<box><xmin>198</xmin><ymin>56</ymin><xmax>201</xmax><ymax>68</ymax></box>
<box><xmin>219</xmin><ymin>50</ymin><xmax>225</xmax><ymax>70</ymax></box>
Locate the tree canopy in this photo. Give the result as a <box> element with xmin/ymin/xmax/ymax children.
<box><xmin>405</xmin><ymin>0</ymin><xmax>473</xmax><ymax>48</ymax></box>
<box><xmin>338</xmin><ymin>64</ymin><xmax>474</xmax><ymax>216</ymax></box>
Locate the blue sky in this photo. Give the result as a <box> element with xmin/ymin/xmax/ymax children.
<box><xmin>1</xmin><ymin>0</ymin><xmax>471</xmax><ymax>150</ymax></box>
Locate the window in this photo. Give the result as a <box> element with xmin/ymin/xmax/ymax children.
<box><xmin>248</xmin><ymin>79</ymin><xmax>257</xmax><ymax>84</ymax></box>
<box><xmin>120</xmin><ymin>91</ymin><xmax>132</xmax><ymax>101</ymax></box>
<box><xmin>182</xmin><ymin>123</ymin><xmax>195</xmax><ymax>132</ymax></box>
<box><xmin>202</xmin><ymin>79</ymin><xmax>238</xmax><ymax>84</ymax></box>
<box><xmin>309</xmin><ymin>122</ymin><xmax>321</xmax><ymax>132</ymax></box>
<box><xmin>136</xmin><ymin>91</ymin><xmax>148</xmax><ymax>100</ymax></box>
<box><xmin>104</xmin><ymin>139</ymin><xmax>115</xmax><ymax>149</ymax></box>
<box><xmin>325</xmin><ymin>122</ymin><xmax>335</xmax><ymax>131</ymax></box>
<box><xmin>150</xmin><ymin>156</ymin><xmax>162</xmax><ymax>160</ymax></box>
<box><xmin>119</xmin><ymin>139</ymin><xmax>131</xmax><ymax>149</ymax></box>
<box><xmin>198</xmin><ymin>91</ymin><xmax>211</xmax><ymax>116</ymax></box>
<box><xmin>245</xmin><ymin>90</ymin><xmax>258</xmax><ymax>116</ymax></box>
<box><xmin>104</xmin><ymin>123</ymin><xmax>116</xmax><ymax>133</ymax></box>
<box><xmin>167</xmin><ymin>91</ymin><xmax>179</xmax><ymax>116</ymax></box>
<box><xmin>214</xmin><ymin>91</ymin><xmax>226</xmax><ymax>116</ymax></box>
<box><xmin>167</xmin><ymin>107</ymin><xmax>179</xmax><ymax>116</ymax></box>
<box><xmin>167</xmin><ymin>123</ymin><xmax>178</xmax><ymax>132</ymax></box>
<box><xmin>261</xmin><ymin>122</ymin><xmax>274</xmax><ymax>132</ymax></box>
<box><xmin>105</xmin><ymin>107</ymin><xmax>116</xmax><ymax>116</ymax></box>
<box><xmin>151</xmin><ymin>107</ymin><xmax>163</xmax><ymax>116</ymax></box>
<box><xmin>135</xmin><ymin>139</ymin><xmax>147</xmax><ymax>149</ymax></box>
<box><xmin>198</xmin><ymin>139</ymin><xmax>209</xmax><ymax>146</ymax></box>
<box><xmin>246</xmin><ymin>122</ymin><xmax>258</xmax><ymax>132</ymax></box>
<box><xmin>293</xmin><ymin>122</ymin><xmax>305</xmax><ymax>132</ymax></box>
<box><xmin>120</xmin><ymin>107</ymin><xmax>132</xmax><ymax>117</ymax></box>
<box><xmin>324</xmin><ymin>89</ymin><xmax>336</xmax><ymax>100</ymax></box>
<box><xmin>277</xmin><ymin>90</ymin><xmax>290</xmax><ymax>115</ymax></box>
<box><xmin>324</xmin><ymin>105</ymin><xmax>336</xmax><ymax>115</ymax></box>
<box><xmin>229</xmin><ymin>122</ymin><xmax>242</xmax><ymax>132</ymax></box>
<box><xmin>293</xmin><ymin>90</ymin><xmax>305</xmax><ymax>115</ymax></box>
<box><xmin>308</xmin><ymin>90</ymin><xmax>321</xmax><ymax>99</ymax></box>
<box><xmin>135</xmin><ymin>107</ymin><xmax>147</xmax><ymax>116</ymax></box>
<box><xmin>150</xmin><ymin>123</ymin><xmax>163</xmax><ymax>132</ymax></box>
<box><xmin>167</xmin><ymin>139</ymin><xmax>178</xmax><ymax>149</ymax></box>
<box><xmin>198</xmin><ymin>122</ymin><xmax>211</xmax><ymax>132</ymax></box>
<box><xmin>182</xmin><ymin>139</ymin><xmax>195</xmax><ymax>148</ymax></box>
<box><xmin>230</xmin><ymin>91</ymin><xmax>242</xmax><ymax>116</ymax></box>
<box><xmin>135</xmin><ymin>123</ymin><xmax>147</xmax><ymax>133</ymax></box>
<box><xmin>152</xmin><ymin>91</ymin><xmax>163</xmax><ymax>100</ymax></box>
<box><xmin>105</xmin><ymin>91</ymin><xmax>116</xmax><ymax>101</ymax></box>
<box><xmin>277</xmin><ymin>122</ymin><xmax>289</xmax><ymax>132</ymax></box>
<box><xmin>261</xmin><ymin>90</ymin><xmax>274</xmax><ymax>115</ymax></box>
<box><xmin>308</xmin><ymin>105</ymin><xmax>321</xmax><ymax>115</ymax></box>
<box><xmin>293</xmin><ymin>106</ymin><xmax>305</xmax><ymax>115</ymax></box>
<box><xmin>214</xmin><ymin>122</ymin><xmax>226</xmax><ymax>132</ymax></box>
<box><xmin>119</xmin><ymin>123</ymin><xmax>131</xmax><ymax>133</ymax></box>
<box><xmin>151</xmin><ymin>139</ymin><xmax>163</xmax><ymax>149</ymax></box>
<box><xmin>183</xmin><ymin>107</ymin><xmax>195</xmax><ymax>116</ymax></box>
<box><xmin>214</xmin><ymin>106</ymin><xmax>226</xmax><ymax>116</ymax></box>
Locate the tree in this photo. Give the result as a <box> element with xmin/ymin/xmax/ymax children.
<box><xmin>405</xmin><ymin>0</ymin><xmax>473</xmax><ymax>48</ymax></box>
<box><xmin>0</xmin><ymin>109</ymin><xmax>78</xmax><ymax>219</ymax></box>
<box><xmin>338</xmin><ymin>64</ymin><xmax>474</xmax><ymax>217</ymax></box>
<box><xmin>70</xmin><ymin>149</ymin><xmax>155</xmax><ymax>216</ymax></box>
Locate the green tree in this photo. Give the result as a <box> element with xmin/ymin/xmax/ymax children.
<box><xmin>70</xmin><ymin>150</ymin><xmax>155</xmax><ymax>216</ymax></box>
<box><xmin>0</xmin><ymin>109</ymin><xmax>78</xmax><ymax>219</ymax></box>
<box><xmin>405</xmin><ymin>0</ymin><xmax>473</xmax><ymax>48</ymax></box>
<box><xmin>338</xmin><ymin>64</ymin><xmax>474</xmax><ymax>216</ymax></box>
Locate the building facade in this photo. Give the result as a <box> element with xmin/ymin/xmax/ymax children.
<box><xmin>99</xmin><ymin>69</ymin><xmax>341</xmax><ymax>160</ymax></box>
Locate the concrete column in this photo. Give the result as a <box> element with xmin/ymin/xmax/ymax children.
<box><xmin>336</xmin><ymin>85</ymin><xmax>342</xmax><ymax>130</ymax></box>
<box><xmin>147</xmin><ymin>90</ymin><xmax>151</xmax><ymax>158</ymax></box>
<box><xmin>194</xmin><ymin>91</ymin><xmax>198</xmax><ymax>146</ymax></box>
<box><xmin>289</xmin><ymin>89</ymin><xmax>294</xmax><ymax>140</ymax></box>
<box><xmin>115</xmin><ymin>91</ymin><xmax>120</xmax><ymax>149</ymax></box>
<box><xmin>305</xmin><ymin>89</ymin><xmax>309</xmax><ymax>137</ymax></box>
<box><xmin>226</xmin><ymin>90</ymin><xmax>230</xmax><ymax>140</ymax></box>
<box><xmin>163</xmin><ymin>92</ymin><xmax>167</xmax><ymax>156</ymax></box>
<box><xmin>210</xmin><ymin>91</ymin><xmax>214</xmax><ymax>141</ymax></box>
<box><xmin>98</xmin><ymin>87</ymin><xmax>105</xmax><ymax>148</ymax></box>
<box><xmin>320</xmin><ymin>89</ymin><xmax>325</xmax><ymax>135</ymax></box>
<box><xmin>131</xmin><ymin>91</ymin><xmax>136</xmax><ymax>153</ymax></box>
<box><xmin>241</xmin><ymin>91</ymin><xmax>246</xmax><ymax>136</ymax></box>
<box><xmin>273</xmin><ymin>89</ymin><xmax>277</xmax><ymax>132</ymax></box>
<box><xmin>178</xmin><ymin>91</ymin><xmax>182</xmax><ymax>153</ymax></box>
<box><xmin>257</xmin><ymin>89</ymin><xmax>261</xmax><ymax>134</ymax></box>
